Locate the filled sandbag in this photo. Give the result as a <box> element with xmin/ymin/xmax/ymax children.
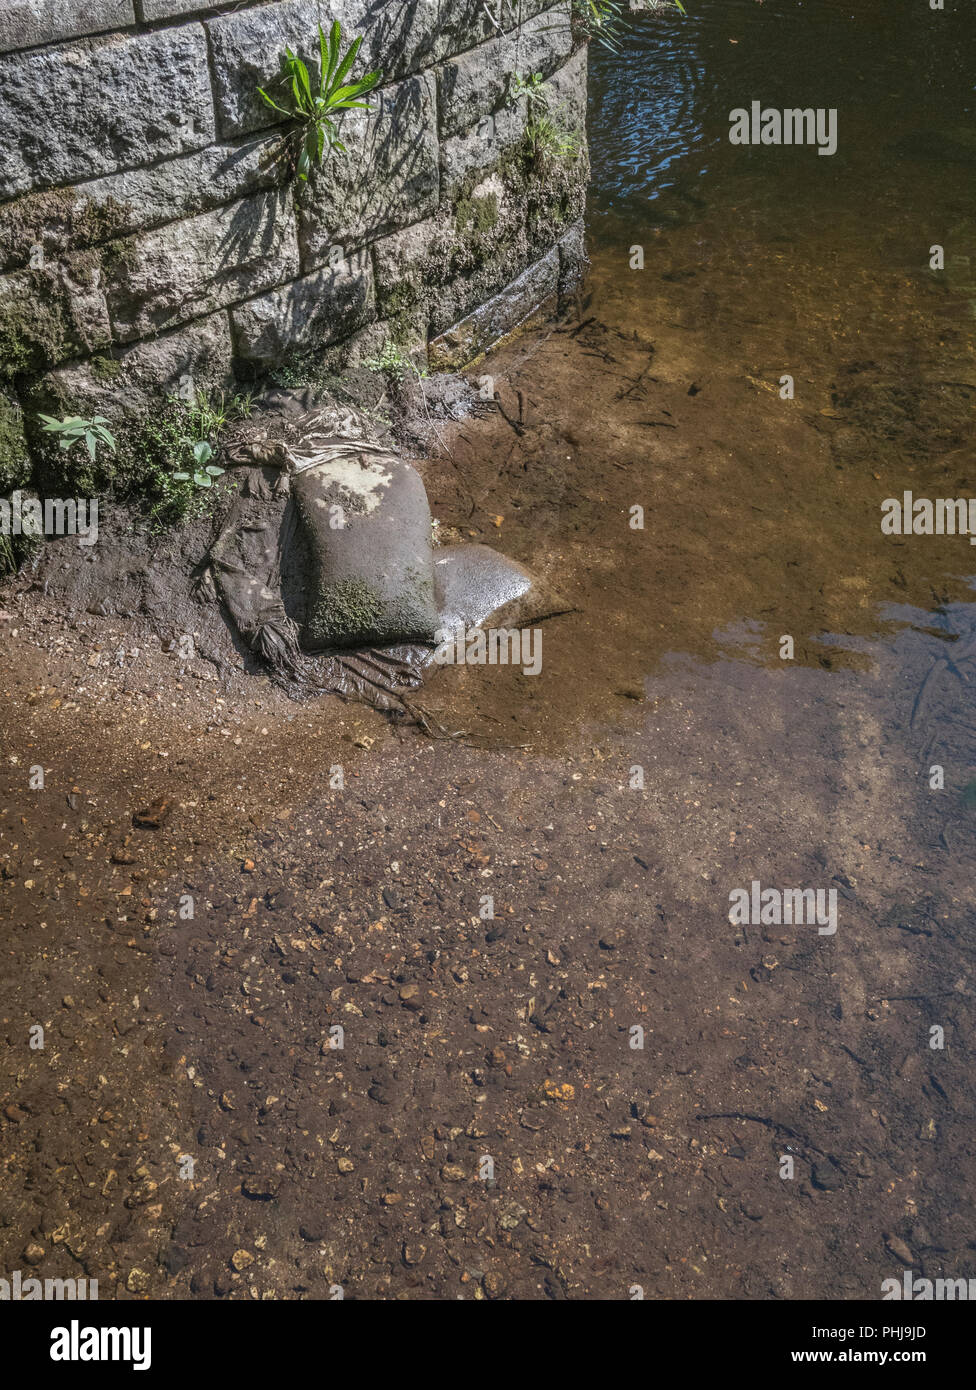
<box><xmin>290</xmin><ymin>441</ymin><xmax>440</xmax><ymax>650</ymax></box>
<box><xmin>199</xmin><ymin>389</ymin><xmax>571</xmax><ymax>708</ymax></box>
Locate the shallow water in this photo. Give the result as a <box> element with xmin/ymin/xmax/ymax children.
<box><xmin>576</xmin><ymin>0</ymin><xmax>976</xmax><ymax>718</ymax></box>
<box><xmin>434</xmin><ymin>0</ymin><xmax>976</xmax><ymax>736</ymax></box>
<box><xmin>4</xmin><ymin>0</ymin><xmax>976</xmax><ymax>1304</ymax></box>
<box><xmin>417</xmin><ymin>0</ymin><xmax>976</xmax><ymax>986</ymax></box>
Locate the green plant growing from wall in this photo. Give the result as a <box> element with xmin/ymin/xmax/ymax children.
<box><xmin>509</xmin><ymin>71</ymin><xmax>548</xmax><ymax>116</ymax></box>
<box><xmin>38</xmin><ymin>413</ymin><xmax>116</xmax><ymax>462</ymax></box>
<box><xmin>363</xmin><ymin>340</ymin><xmax>428</xmax><ymax>381</ymax></box>
<box><xmin>257</xmin><ymin>21</ymin><xmax>382</xmax><ymax>183</ymax></box>
<box><xmin>509</xmin><ymin>72</ymin><xmax>580</xmax><ymax>169</ymax></box>
<box><xmin>571</xmin><ymin>0</ymin><xmax>685</xmax><ymax>53</ymax></box>
<box><xmin>146</xmin><ymin>390</ymin><xmax>249</xmax><ymax>524</ymax></box>
<box><xmin>29</xmin><ymin>391</ymin><xmax>249</xmax><ymax>528</ymax></box>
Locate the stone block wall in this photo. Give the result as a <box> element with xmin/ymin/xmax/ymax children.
<box><xmin>0</xmin><ymin>0</ymin><xmax>589</xmax><ymax>490</ymax></box>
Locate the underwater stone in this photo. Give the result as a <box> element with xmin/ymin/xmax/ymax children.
<box><xmin>558</xmin><ymin>217</ymin><xmax>588</xmax><ymax>301</ymax></box>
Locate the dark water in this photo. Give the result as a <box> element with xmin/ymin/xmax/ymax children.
<box><xmin>585</xmin><ymin>0</ymin><xmax>976</xmax><ymax>427</ymax></box>
<box><xmin>589</xmin><ymin>0</ymin><xmax>976</xmax><ymax>247</ymax></box>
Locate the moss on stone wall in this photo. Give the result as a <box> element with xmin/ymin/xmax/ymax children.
<box><xmin>0</xmin><ymin>289</ymin><xmax>73</xmax><ymax>381</ymax></box>
<box><xmin>0</xmin><ymin>188</ymin><xmax>133</xmax><ymax>273</ymax></box>
<box><xmin>0</xmin><ymin>251</ymin><xmax>109</xmax><ymax>383</ymax></box>
<box><xmin>90</xmin><ymin>354</ymin><xmax>122</xmax><ymax>384</ymax></box>
<box><xmin>0</xmin><ymin>391</ymin><xmax>32</xmax><ymax>494</ymax></box>
<box><xmin>381</xmin><ymin>126</ymin><xmax>586</xmax><ymax>338</ymax></box>
<box><xmin>455</xmin><ymin>189</ymin><xmax>500</xmax><ymax>238</ymax></box>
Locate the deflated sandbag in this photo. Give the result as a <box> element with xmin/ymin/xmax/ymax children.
<box><xmin>290</xmin><ymin>442</ymin><xmax>440</xmax><ymax>650</ymax></box>
<box><xmin>195</xmin><ymin>465</ymin><xmax>301</xmax><ymax>675</ymax></box>
<box><xmin>433</xmin><ymin>544</ymin><xmax>571</xmax><ymax>633</ymax></box>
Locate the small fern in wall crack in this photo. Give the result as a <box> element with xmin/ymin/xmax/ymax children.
<box><xmin>257</xmin><ymin>21</ymin><xmax>382</xmax><ymax>184</ymax></box>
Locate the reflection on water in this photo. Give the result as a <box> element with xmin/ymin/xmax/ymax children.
<box><xmin>589</xmin><ymin>0</ymin><xmax>976</xmax><ymax>238</ymax></box>
<box><xmin>580</xmin><ymin>0</ymin><xmax>976</xmax><ymax>666</ymax></box>
<box><xmin>423</xmin><ymin>0</ymin><xmax>976</xmax><ymax>766</ymax></box>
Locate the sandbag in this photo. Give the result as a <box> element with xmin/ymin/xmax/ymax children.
<box><xmin>198</xmin><ymin>389</ymin><xmax>571</xmax><ymax>712</ymax></box>
<box><xmin>432</xmin><ymin>543</ymin><xmax>571</xmax><ymax>633</ymax></box>
<box><xmin>291</xmin><ymin>442</ymin><xmax>439</xmax><ymax>650</ymax></box>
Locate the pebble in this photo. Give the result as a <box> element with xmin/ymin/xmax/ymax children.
<box><xmin>241</xmin><ymin>1172</ymin><xmax>280</xmax><ymax>1200</ymax></box>
<box><xmin>498</xmin><ymin>1201</ymin><xmax>528</xmax><ymax>1231</ymax></box>
<box><xmin>885</xmin><ymin>1234</ymin><xmax>914</xmax><ymax>1265</ymax></box>
<box><xmin>399</xmin><ymin>983</ymin><xmax>423</xmax><ymax>1012</ymax></box>
<box><xmin>811</xmin><ymin>1163</ymin><xmax>842</xmax><ymax>1191</ymax></box>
